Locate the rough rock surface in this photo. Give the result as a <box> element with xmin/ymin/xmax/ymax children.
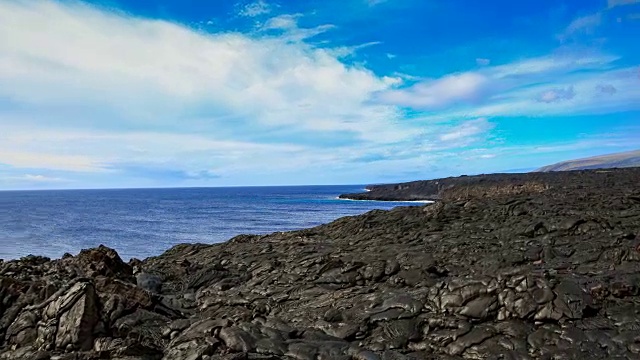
<box><xmin>1</xmin><ymin>168</ymin><xmax>640</xmax><ymax>359</ymax></box>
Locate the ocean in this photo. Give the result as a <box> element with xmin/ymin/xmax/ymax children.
<box><xmin>0</xmin><ymin>185</ymin><xmax>427</xmax><ymax>261</ymax></box>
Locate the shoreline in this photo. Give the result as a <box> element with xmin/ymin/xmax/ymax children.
<box><xmin>0</xmin><ymin>187</ymin><xmax>402</xmax><ymax>262</ymax></box>
<box><xmin>1</xmin><ymin>196</ymin><xmax>433</xmax><ymax>262</ymax></box>
<box><xmin>334</xmin><ymin>196</ymin><xmax>434</xmax><ymax>204</ymax></box>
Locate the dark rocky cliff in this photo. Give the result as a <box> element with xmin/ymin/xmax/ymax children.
<box><xmin>1</xmin><ymin>168</ymin><xmax>640</xmax><ymax>359</ymax></box>
<box><xmin>340</xmin><ymin>171</ymin><xmax>557</xmax><ymax>201</ymax></box>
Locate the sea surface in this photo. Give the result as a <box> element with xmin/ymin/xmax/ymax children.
<box><xmin>0</xmin><ymin>185</ymin><xmax>428</xmax><ymax>261</ymax></box>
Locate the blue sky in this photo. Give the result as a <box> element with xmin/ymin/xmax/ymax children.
<box><xmin>0</xmin><ymin>0</ymin><xmax>639</xmax><ymax>189</ymax></box>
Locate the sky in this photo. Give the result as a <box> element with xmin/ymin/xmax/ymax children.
<box><xmin>0</xmin><ymin>0</ymin><xmax>639</xmax><ymax>189</ymax></box>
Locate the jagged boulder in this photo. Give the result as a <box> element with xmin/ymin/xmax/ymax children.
<box><xmin>53</xmin><ymin>281</ymin><xmax>99</xmax><ymax>351</ymax></box>
<box><xmin>64</xmin><ymin>245</ymin><xmax>134</xmax><ymax>282</ymax></box>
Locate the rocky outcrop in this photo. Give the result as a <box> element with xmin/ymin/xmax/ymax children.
<box><xmin>1</xmin><ymin>168</ymin><xmax>640</xmax><ymax>359</ymax></box>
<box><xmin>338</xmin><ymin>171</ymin><xmax>555</xmax><ymax>201</ymax></box>
<box><xmin>339</xmin><ymin>166</ymin><xmax>640</xmax><ymax>202</ymax></box>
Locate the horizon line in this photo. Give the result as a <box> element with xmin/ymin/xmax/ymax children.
<box><xmin>0</xmin><ymin>167</ymin><xmax>541</xmax><ymax>192</ymax></box>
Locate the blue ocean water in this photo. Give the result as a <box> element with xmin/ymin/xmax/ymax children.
<box><xmin>0</xmin><ymin>186</ymin><xmax>427</xmax><ymax>261</ymax></box>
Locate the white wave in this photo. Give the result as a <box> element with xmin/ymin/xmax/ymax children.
<box><xmin>334</xmin><ymin>197</ymin><xmax>434</xmax><ymax>204</ymax></box>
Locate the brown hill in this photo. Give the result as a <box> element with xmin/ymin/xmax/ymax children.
<box><xmin>537</xmin><ymin>149</ymin><xmax>640</xmax><ymax>172</ymax></box>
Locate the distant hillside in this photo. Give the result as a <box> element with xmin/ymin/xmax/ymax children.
<box><xmin>537</xmin><ymin>150</ymin><xmax>640</xmax><ymax>172</ymax></box>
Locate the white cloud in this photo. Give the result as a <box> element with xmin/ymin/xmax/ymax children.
<box><xmin>259</xmin><ymin>13</ymin><xmax>336</xmax><ymax>41</ymax></box>
<box><xmin>262</xmin><ymin>13</ymin><xmax>300</xmax><ymax>30</ymax></box>
<box><xmin>377</xmin><ymin>72</ymin><xmax>489</xmax><ymax>109</ymax></box>
<box><xmin>558</xmin><ymin>13</ymin><xmax>602</xmax><ymax>41</ymax></box>
<box><xmin>0</xmin><ymin>1</ymin><xmax>408</xmax><ymax>147</ymax></box>
<box><xmin>537</xmin><ymin>86</ymin><xmax>576</xmax><ymax>103</ymax></box>
<box><xmin>367</xmin><ymin>0</ymin><xmax>389</xmax><ymax>6</ymax></box>
<box><xmin>376</xmin><ymin>53</ymin><xmax>619</xmax><ymax>111</ymax></box>
<box><xmin>381</xmin><ymin>52</ymin><xmax>639</xmax><ymax>120</ymax></box>
<box><xmin>476</xmin><ymin>58</ymin><xmax>491</xmax><ymax>66</ymax></box>
<box><xmin>23</xmin><ymin>174</ymin><xmax>65</xmax><ymax>182</ymax></box>
<box><xmin>0</xmin><ymin>150</ymin><xmax>102</xmax><ymax>172</ymax></box>
<box><xmin>489</xmin><ymin>53</ymin><xmax>619</xmax><ymax>79</ymax></box>
<box><xmin>330</xmin><ymin>41</ymin><xmax>382</xmax><ymax>58</ymax></box>
<box><xmin>0</xmin><ymin>123</ymin><xmax>429</xmax><ymax>189</ymax></box>
<box><xmin>608</xmin><ymin>0</ymin><xmax>640</xmax><ymax>8</ymax></box>
<box><xmin>597</xmin><ymin>84</ymin><xmax>617</xmax><ymax>95</ymax></box>
<box><xmin>559</xmin><ymin>0</ymin><xmax>640</xmax><ymax>41</ymax></box>
<box><xmin>439</xmin><ymin>118</ymin><xmax>494</xmax><ymax>142</ymax></box>
<box><xmin>239</xmin><ymin>0</ymin><xmax>272</xmax><ymax>17</ymax></box>
<box><xmin>0</xmin><ymin>124</ymin><xmax>308</xmax><ymax>173</ymax></box>
<box><xmin>0</xmin><ymin>173</ymin><xmax>68</xmax><ymax>188</ymax></box>
<box><xmin>437</xmin><ymin>69</ymin><xmax>638</xmax><ymax>120</ymax></box>
<box><xmin>0</xmin><ymin>0</ymin><xmax>447</xmax><ymax>188</ymax></box>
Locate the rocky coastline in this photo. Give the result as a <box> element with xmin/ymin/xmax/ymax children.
<box><xmin>338</xmin><ymin>171</ymin><xmax>591</xmax><ymax>202</ymax></box>
<box><xmin>1</xmin><ymin>168</ymin><xmax>640</xmax><ymax>359</ymax></box>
